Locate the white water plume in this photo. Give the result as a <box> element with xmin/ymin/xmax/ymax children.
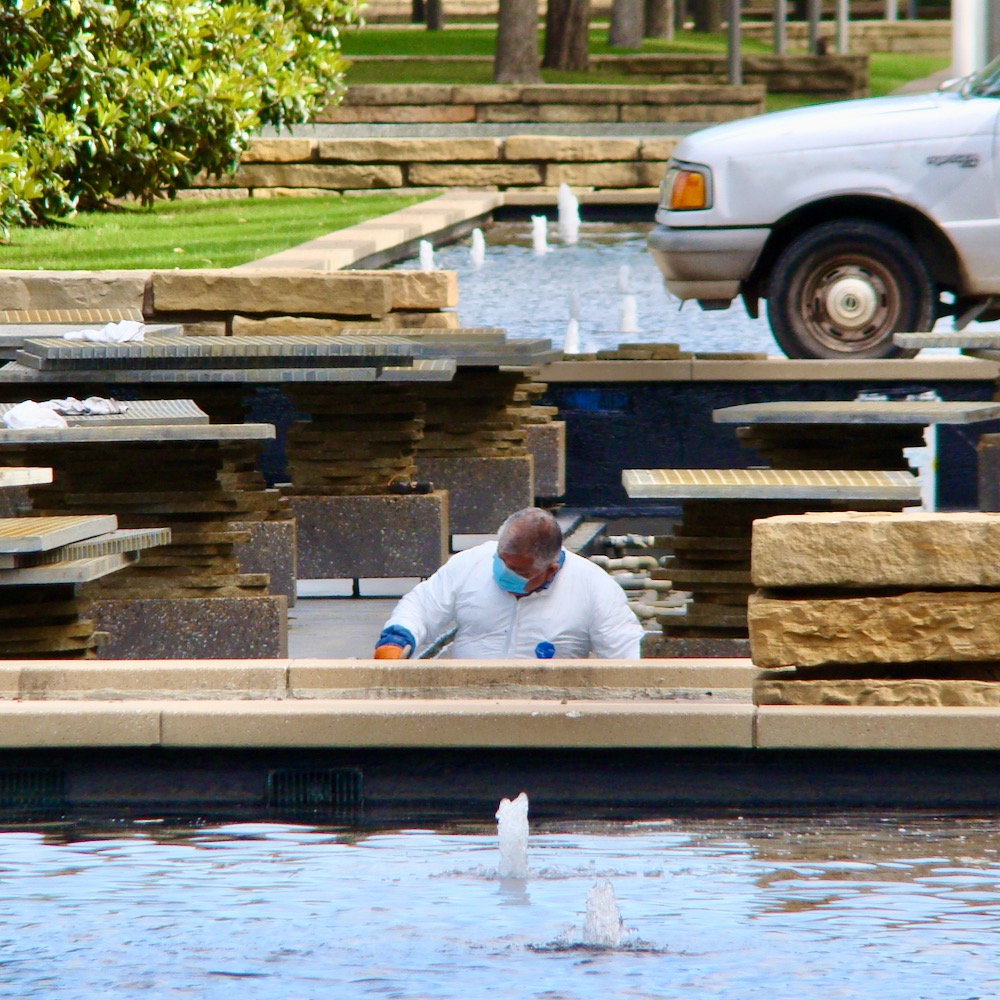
<box><xmin>418</xmin><ymin>240</ymin><xmax>437</xmax><ymax>271</ymax></box>
<box><xmin>531</xmin><ymin>215</ymin><xmax>549</xmax><ymax>256</ymax></box>
<box><xmin>582</xmin><ymin>880</ymin><xmax>624</xmax><ymax>948</ymax></box>
<box><xmin>470</xmin><ymin>228</ymin><xmax>486</xmax><ymax>269</ymax></box>
<box><xmin>495</xmin><ymin>792</ymin><xmax>529</xmax><ymax>878</ymax></box>
<box><xmin>557</xmin><ymin>183</ymin><xmax>580</xmax><ymax>244</ymax></box>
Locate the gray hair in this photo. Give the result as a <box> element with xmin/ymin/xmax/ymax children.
<box><xmin>496</xmin><ymin>507</ymin><xmax>563</xmax><ymax>567</ymax></box>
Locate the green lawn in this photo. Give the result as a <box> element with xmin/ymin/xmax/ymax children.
<box><xmin>0</xmin><ymin>193</ymin><xmax>431</xmax><ymax>271</ymax></box>
<box><xmin>341</xmin><ymin>26</ymin><xmax>948</xmax><ymax>106</ymax></box>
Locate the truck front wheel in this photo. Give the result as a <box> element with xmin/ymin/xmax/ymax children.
<box><xmin>766</xmin><ymin>220</ymin><xmax>932</xmax><ymax>359</ymax></box>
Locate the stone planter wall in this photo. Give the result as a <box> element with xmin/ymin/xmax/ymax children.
<box><xmin>742</xmin><ymin>19</ymin><xmax>950</xmax><ymax>55</ymax></box>
<box><xmin>316</xmin><ymin>83</ymin><xmax>765</xmax><ymax>125</ymax></box>
<box><xmin>0</xmin><ymin>267</ymin><xmax>458</xmax><ymax>335</ymax></box>
<box><xmin>346</xmin><ymin>54</ymin><xmax>868</xmax><ymax>99</ymax></box>
<box><xmin>192</xmin><ymin>135</ymin><xmax>678</xmax><ymax>197</ymax></box>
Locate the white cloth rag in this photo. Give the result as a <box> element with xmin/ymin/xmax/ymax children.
<box><xmin>2</xmin><ymin>400</ymin><xmax>69</xmax><ymax>429</ymax></box>
<box><xmin>48</xmin><ymin>396</ymin><xmax>129</xmax><ymax>416</ymax></box>
<box><xmin>63</xmin><ymin>320</ymin><xmax>144</xmax><ymax>343</ymax></box>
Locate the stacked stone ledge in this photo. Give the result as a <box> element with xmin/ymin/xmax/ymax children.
<box><xmin>749</xmin><ymin>511</ymin><xmax>1000</xmax><ymax>706</ymax></box>
<box><xmin>188</xmin><ymin>136</ymin><xmax>679</xmax><ymax>196</ymax></box>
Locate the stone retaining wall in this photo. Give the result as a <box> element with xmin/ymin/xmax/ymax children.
<box><xmin>317</xmin><ymin>83</ymin><xmax>765</xmax><ymax>125</ymax></box>
<box><xmin>0</xmin><ymin>268</ymin><xmax>458</xmax><ymax>334</ymax></box>
<box><xmin>742</xmin><ymin>19</ymin><xmax>950</xmax><ymax>55</ymax></box>
<box><xmin>346</xmin><ymin>54</ymin><xmax>868</xmax><ymax>98</ymax></box>
<box><xmin>194</xmin><ymin>135</ymin><xmax>677</xmax><ymax>197</ymax></box>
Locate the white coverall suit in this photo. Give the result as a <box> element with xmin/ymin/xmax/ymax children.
<box><xmin>384</xmin><ymin>541</ymin><xmax>644</xmax><ymax>659</ymax></box>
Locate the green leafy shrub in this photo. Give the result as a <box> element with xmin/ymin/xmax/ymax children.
<box><xmin>0</xmin><ymin>0</ymin><xmax>361</xmax><ymax>237</ymax></box>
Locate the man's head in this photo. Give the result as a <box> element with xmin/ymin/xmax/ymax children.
<box><xmin>494</xmin><ymin>507</ymin><xmax>564</xmax><ymax>595</ymax></box>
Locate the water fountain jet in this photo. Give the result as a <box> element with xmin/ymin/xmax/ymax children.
<box><xmin>470</xmin><ymin>228</ymin><xmax>486</xmax><ymax>269</ymax></box>
<box><xmin>419</xmin><ymin>240</ymin><xmax>437</xmax><ymax>271</ymax></box>
<box><xmin>531</xmin><ymin>216</ymin><xmax>549</xmax><ymax>256</ymax></box>
<box><xmin>557</xmin><ymin>183</ymin><xmax>580</xmax><ymax>244</ymax></box>
<box><xmin>495</xmin><ymin>792</ymin><xmax>529</xmax><ymax>878</ymax></box>
<box><xmin>582</xmin><ymin>880</ymin><xmax>624</xmax><ymax>948</ymax></box>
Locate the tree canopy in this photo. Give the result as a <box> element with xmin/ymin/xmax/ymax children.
<box><xmin>0</xmin><ymin>0</ymin><xmax>361</xmax><ymax>237</ymax></box>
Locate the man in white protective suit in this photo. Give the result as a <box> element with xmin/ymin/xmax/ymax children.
<box><xmin>373</xmin><ymin>507</ymin><xmax>643</xmax><ymax>660</ymax></box>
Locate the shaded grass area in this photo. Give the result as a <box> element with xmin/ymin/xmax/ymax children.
<box><xmin>0</xmin><ymin>193</ymin><xmax>430</xmax><ymax>271</ymax></box>
<box><xmin>341</xmin><ymin>27</ymin><xmax>948</xmax><ymax>109</ymax></box>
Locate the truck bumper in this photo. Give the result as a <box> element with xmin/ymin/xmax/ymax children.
<box><xmin>647</xmin><ymin>225</ymin><xmax>770</xmax><ymax>302</ymax></box>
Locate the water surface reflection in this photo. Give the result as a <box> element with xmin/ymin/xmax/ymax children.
<box><xmin>0</xmin><ymin>814</ymin><xmax>997</xmax><ymax>997</ymax></box>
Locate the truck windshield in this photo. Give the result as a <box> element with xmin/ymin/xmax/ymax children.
<box><xmin>967</xmin><ymin>55</ymin><xmax>1000</xmax><ymax>97</ymax></box>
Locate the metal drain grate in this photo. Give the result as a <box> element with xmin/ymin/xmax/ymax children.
<box><xmin>265</xmin><ymin>768</ymin><xmax>364</xmax><ymax>820</ymax></box>
<box><xmin>0</xmin><ymin>769</ymin><xmax>67</xmax><ymax>816</ymax></box>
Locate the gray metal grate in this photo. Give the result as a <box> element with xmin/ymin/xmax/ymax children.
<box><xmin>265</xmin><ymin>768</ymin><xmax>364</xmax><ymax>820</ymax></box>
<box><xmin>0</xmin><ymin>769</ymin><xmax>67</xmax><ymax>815</ymax></box>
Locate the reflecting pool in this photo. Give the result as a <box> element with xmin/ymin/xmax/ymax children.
<box><xmin>2</xmin><ymin>814</ymin><xmax>998</xmax><ymax>998</ymax></box>
<box><xmin>400</xmin><ymin>222</ymin><xmax>972</xmax><ymax>358</ymax></box>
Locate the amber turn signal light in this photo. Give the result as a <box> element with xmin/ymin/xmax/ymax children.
<box><xmin>670</xmin><ymin>170</ymin><xmax>707</xmax><ymax>210</ymax></box>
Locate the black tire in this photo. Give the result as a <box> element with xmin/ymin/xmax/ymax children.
<box><xmin>766</xmin><ymin>219</ymin><xmax>932</xmax><ymax>359</ymax></box>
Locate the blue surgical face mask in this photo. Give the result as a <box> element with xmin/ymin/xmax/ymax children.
<box><xmin>492</xmin><ymin>552</ymin><xmax>532</xmax><ymax>595</ymax></box>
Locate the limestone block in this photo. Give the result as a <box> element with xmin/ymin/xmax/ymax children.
<box><xmin>450</xmin><ymin>85</ymin><xmax>524</xmax><ymax>103</ymax></box>
<box><xmin>408</xmin><ymin>163</ymin><xmax>544</xmax><ymax>187</ymax></box>
<box><xmin>748</xmin><ymin>590</ymin><xmax>1000</xmax><ymax>668</ymax></box>
<box><xmin>347</xmin><ymin>269</ymin><xmax>458</xmax><ymax>310</ymax></box>
<box><xmin>343</xmin><ymin>85</ymin><xmax>456</xmax><ymax>105</ymax></box>
<box><xmin>480</xmin><ymin>104</ymin><xmax>619</xmax><ymax>123</ymax></box>
<box><xmin>242</xmin><ymin>138</ymin><xmax>315</xmax><ymax>163</ymax></box>
<box><xmin>316</xmin><ymin>105</ymin><xmax>477</xmax><ymax>124</ymax></box>
<box><xmin>544</xmin><ymin>163</ymin><xmax>645</xmax><ymax>188</ymax></box>
<box><xmin>416</xmin><ymin>456</ymin><xmax>533</xmax><ymax>534</ymax></box>
<box><xmin>175</xmin><ymin>188</ymin><xmax>251</xmax><ymax>201</ymax></box>
<box><xmin>520</xmin><ymin>85</ymin><xmax>645</xmax><ymax>103</ymax></box>
<box><xmin>639</xmin><ymin>137</ymin><xmax>680</xmax><ymax>160</ymax></box>
<box><xmin>503</xmin><ymin>136</ymin><xmax>640</xmax><ymax>162</ymax></box>
<box><xmin>90</xmin><ymin>596</ymin><xmax>289</xmax><ymax>659</ymax></box>
<box><xmin>525</xmin><ymin>421</ymin><xmax>565</xmax><ymax>498</ymax></box>
<box><xmin>233</xmin><ymin>163</ymin><xmax>403</xmax><ymax>190</ymax></box>
<box><xmin>247</xmin><ymin>187</ymin><xmax>342</xmax><ymax>199</ymax></box>
<box><xmin>316</xmin><ymin>137</ymin><xmax>501</xmax><ymax>163</ymax></box>
<box><xmin>0</xmin><ymin>271</ymin><xmax>150</xmax><ymax>313</ymax></box>
<box><xmin>755</xmin><ymin>676</ymin><xmax>1000</xmax><ymax>707</ymax></box>
<box><xmin>289</xmin><ymin>491</ymin><xmax>448</xmax><ymax>579</ymax></box>
<box><xmin>232</xmin><ymin>519</ymin><xmax>297</xmax><ymax>605</ymax></box>
<box><xmin>641</xmin><ymin>84</ymin><xmax>764</xmax><ymax>103</ymax></box>
<box><xmin>231</xmin><ymin>312</ymin><xmax>458</xmax><ymax>336</ymax></box>
<box><xmin>638</xmin><ymin>161</ymin><xmax>669</xmax><ymax>186</ymax></box>
<box><xmin>150</xmin><ymin>270</ymin><xmax>392</xmax><ymax>317</ymax></box>
<box><xmin>0</xmin><ymin>702</ymin><xmax>161</xmax><ymax>748</ymax></box>
<box><xmin>752</xmin><ymin>512</ymin><xmax>1000</xmax><ymax>589</ymax></box>
<box><xmin>181</xmin><ymin>320</ymin><xmax>228</xmax><ymax>337</ymax></box>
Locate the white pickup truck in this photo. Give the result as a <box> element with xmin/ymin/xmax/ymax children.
<box><xmin>648</xmin><ymin>56</ymin><xmax>1000</xmax><ymax>359</ymax></box>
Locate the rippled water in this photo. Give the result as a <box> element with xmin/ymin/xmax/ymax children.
<box><xmin>399</xmin><ymin>222</ymin><xmax>974</xmax><ymax>357</ymax></box>
<box><xmin>3</xmin><ymin>815</ymin><xmax>999</xmax><ymax>998</ymax></box>
<box><xmin>401</xmin><ymin>221</ymin><xmax>780</xmax><ymax>355</ymax></box>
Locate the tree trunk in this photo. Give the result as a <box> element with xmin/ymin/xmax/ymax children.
<box><xmin>608</xmin><ymin>0</ymin><xmax>644</xmax><ymax>47</ymax></box>
<box><xmin>411</xmin><ymin>0</ymin><xmax>425</xmax><ymax>23</ymax></box>
<box><xmin>544</xmin><ymin>0</ymin><xmax>591</xmax><ymax>70</ymax></box>
<box><xmin>674</xmin><ymin>0</ymin><xmax>687</xmax><ymax>31</ymax></box>
<box><xmin>426</xmin><ymin>0</ymin><xmax>445</xmax><ymax>29</ymax></box>
<box><xmin>692</xmin><ymin>0</ymin><xmax>722</xmax><ymax>32</ymax></box>
<box><xmin>494</xmin><ymin>0</ymin><xmax>543</xmax><ymax>82</ymax></box>
<box><xmin>643</xmin><ymin>0</ymin><xmax>673</xmax><ymax>38</ymax></box>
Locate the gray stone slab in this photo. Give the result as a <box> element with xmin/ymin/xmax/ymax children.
<box><xmin>289</xmin><ymin>492</ymin><xmax>448</xmax><ymax>579</ymax></box>
<box><xmin>0</xmin><ymin>527</ymin><xmax>172</xmax><ymax>569</ymax></box>
<box><xmin>232</xmin><ymin>519</ymin><xmax>297</xmax><ymax>605</ymax></box>
<box><xmin>0</xmin><ymin>361</ymin><xmax>382</xmax><ymax>384</ymax></box>
<box><xmin>18</xmin><ymin>334</ymin><xmax>416</xmax><ymax>370</ymax></box>
<box><xmin>0</xmin><ymin>399</ymin><xmax>209</xmax><ymax>427</ymax></box>
<box><xmin>0</xmin><ymin>514</ymin><xmax>118</xmax><ymax>553</ymax></box>
<box><xmin>378</xmin><ymin>359</ymin><xmax>456</xmax><ymax>382</ymax></box>
<box><xmin>623</xmin><ymin>468</ymin><xmax>921</xmax><ymax>501</ymax></box>
<box><xmin>342</xmin><ymin>326</ymin><xmax>508</xmax><ymax>343</ymax></box>
<box><xmin>0</xmin><ymin>552</ymin><xmax>134</xmax><ymax>586</ymax></box>
<box><xmin>895</xmin><ymin>331</ymin><xmax>1000</xmax><ymax>349</ymax></box>
<box><xmin>0</xmin><ymin>423</ymin><xmax>274</xmax><ymax>445</ymax></box>
<box><xmin>526</xmin><ymin>422</ymin><xmax>566</xmax><ymax>498</ymax></box>
<box><xmin>0</xmin><ymin>468</ymin><xmax>52</xmax><ymax>489</ymax></box>
<box><xmin>90</xmin><ymin>596</ymin><xmax>288</xmax><ymax>659</ymax></box>
<box><xmin>416</xmin><ymin>456</ymin><xmax>533</xmax><ymax>534</ymax></box>
<box><xmin>713</xmin><ymin>400</ymin><xmax>1000</xmax><ymax>425</ymax></box>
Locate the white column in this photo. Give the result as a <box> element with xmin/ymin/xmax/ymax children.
<box><xmin>773</xmin><ymin>0</ymin><xmax>787</xmax><ymax>54</ymax></box>
<box><xmin>953</xmin><ymin>0</ymin><xmax>989</xmax><ymax>76</ymax></box>
<box><xmin>884</xmin><ymin>0</ymin><xmax>897</xmax><ymax>22</ymax></box>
